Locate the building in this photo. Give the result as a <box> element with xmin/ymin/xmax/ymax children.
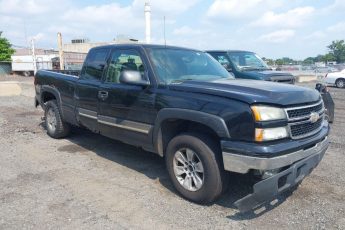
<box><xmin>63</xmin><ymin>36</ymin><xmax>139</xmax><ymax>53</ymax></box>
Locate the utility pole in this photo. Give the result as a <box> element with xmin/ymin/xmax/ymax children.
<box><xmin>31</xmin><ymin>39</ymin><xmax>37</xmax><ymax>75</ymax></box>
<box><xmin>57</xmin><ymin>32</ymin><xmax>64</xmax><ymax>70</ymax></box>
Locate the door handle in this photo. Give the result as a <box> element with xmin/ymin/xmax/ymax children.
<box><xmin>98</xmin><ymin>91</ymin><xmax>108</xmax><ymax>100</ymax></box>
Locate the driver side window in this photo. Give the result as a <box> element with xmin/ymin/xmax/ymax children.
<box><xmin>106</xmin><ymin>50</ymin><xmax>146</xmax><ymax>83</ymax></box>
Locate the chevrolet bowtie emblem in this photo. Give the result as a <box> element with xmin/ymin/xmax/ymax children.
<box><xmin>309</xmin><ymin>112</ymin><xmax>320</xmax><ymax>123</ymax></box>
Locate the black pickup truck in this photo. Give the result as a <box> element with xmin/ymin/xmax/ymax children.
<box><xmin>34</xmin><ymin>44</ymin><xmax>329</xmax><ymax>212</ymax></box>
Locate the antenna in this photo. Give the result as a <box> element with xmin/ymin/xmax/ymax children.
<box><xmin>163</xmin><ymin>16</ymin><xmax>167</xmax><ymax>86</ymax></box>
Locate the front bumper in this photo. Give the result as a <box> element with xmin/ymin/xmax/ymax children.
<box><xmin>222</xmin><ymin>136</ymin><xmax>329</xmax><ymax>174</ymax></box>
<box><xmin>221</xmin><ymin>121</ymin><xmax>329</xmax><ymax>212</ymax></box>
<box><xmin>234</xmin><ymin>147</ymin><xmax>327</xmax><ymax>212</ymax></box>
<box><xmin>222</xmin><ymin>121</ymin><xmax>329</xmax><ymax>174</ymax></box>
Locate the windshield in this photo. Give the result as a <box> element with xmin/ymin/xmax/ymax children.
<box><xmin>148</xmin><ymin>48</ymin><xmax>233</xmax><ymax>84</ymax></box>
<box><xmin>228</xmin><ymin>52</ymin><xmax>270</xmax><ymax>71</ymax></box>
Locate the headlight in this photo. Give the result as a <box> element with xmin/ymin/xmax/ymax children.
<box><xmin>255</xmin><ymin>127</ymin><xmax>288</xmax><ymax>142</ymax></box>
<box><xmin>251</xmin><ymin>105</ymin><xmax>286</xmax><ymax>121</ymax></box>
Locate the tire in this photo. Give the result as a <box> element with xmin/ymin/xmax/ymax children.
<box><xmin>44</xmin><ymin>100</ymin><xmax>70</xmax><ymax>138</ymax></box>
<box><xmin>336</xmin><ymin>79</ymin><xmax>345</xmax><ymax>88</ymax></box>
<box><xmin>23</xmin><ymin>71</ymin><xmax>31</xmax><ymax>77</ymax></box>
<box><xmin>165</xmin><ymin>133</ymin><xmax>228</xmax><ymax>204</ymax></box>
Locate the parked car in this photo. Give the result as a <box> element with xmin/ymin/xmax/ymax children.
<box><xmin>34</xmin><ymin>44</ymin><xmax>329</xmax><ymax>212</ymax></box>
<box><xmin>324</xmin><ymin>69</ymin><xmax>345</xmax><ymax>88</ymax></box>
<box><xmin>206</xmin><ymin>50</ymin><xmax>295</xmax><ymax>84</ymax></box>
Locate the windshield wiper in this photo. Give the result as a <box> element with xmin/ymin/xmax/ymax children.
<box><xmin>170</xmin><ymin>78</ymin><xmax>195</xmax><ymax>84</ymax></box>
<box><xmin>240</xmin><ymin>66</ymin><xmax>260</xmax><ymax>71</ymax></box>
<box><xmin>240</xmin><ymin>66</ymin><xmax>270</xmax><ymax>71</ymax></box>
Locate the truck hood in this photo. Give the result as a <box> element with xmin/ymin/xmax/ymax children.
<box><xmin>168</xmin><ymin>79</ymin><xmax>320</xmax><ymax>106</ymax></box>
<box><xmin>243</xmin><ymin>70</ymin><xmax>294</xmax><ymax>81</ymax></box>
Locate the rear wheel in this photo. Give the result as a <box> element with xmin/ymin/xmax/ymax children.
<box><xmin>165</xmin><ymin>133</ymin><xmax>228</xmax><ymax>204</ymax></box>
<box><xmin>336</xmin><ymin>78</ymin><xmax>345</xmax><ymax>88</ymax></box>
<box><xmin>45</xmin><ymin>100</ymin><xmax>70</xmax><ymax>138</ymax></box>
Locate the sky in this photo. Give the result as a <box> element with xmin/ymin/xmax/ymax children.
<box><xmin>1</xmin><ymin>0</ymin><xmax>345</xmax><ymax>59</ymax></box>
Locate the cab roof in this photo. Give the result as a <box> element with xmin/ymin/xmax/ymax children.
<box><xmin>206</xmin><ymin>50</ymin><xmax>254</xmax><ymax>53</ymax></box>
<box><xmin>91</xmin><ymin>43</ymin><xmax>201</xmax><ymax>52</ymax></box>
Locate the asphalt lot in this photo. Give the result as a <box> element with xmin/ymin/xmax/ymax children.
<box><xmin>0</xmin><ymin>76</ymin><xmax>344</xmax><ymax>229</ymax></box>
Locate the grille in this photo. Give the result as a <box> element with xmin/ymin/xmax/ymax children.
<box><xmin>287</xmin><ymin>102</ymin><xmax>323</xmax><ymax>119</ymax></box>
<box><xmin>285</xmin><ymin>101</ymin><xmax>324</xmax><ymax>139</ymax></box>
<box><xmin>290</xmin><ymin>118</ymin><xmax>323</xmax><ymax>138</ymax></box>
<box><xmin>276</xmin><ymin>79</ymin><xmax>294</xmax><ymax>84</ymax></box>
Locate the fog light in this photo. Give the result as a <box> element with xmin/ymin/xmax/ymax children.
<box><xmin>262</xmin><ymin>169</ymin><xmax>280</xmax><ymax>179</ymax></box>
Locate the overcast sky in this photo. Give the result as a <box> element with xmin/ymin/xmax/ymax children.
<box><xmin>1</xmin><ymin>0</ymin><xmax>345</xmax><ymax>59</ymax></box>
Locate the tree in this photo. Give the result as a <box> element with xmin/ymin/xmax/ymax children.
<box><xmin>262</xmin><ymin>57</ymin><xmax>275</xmax><ymax>66</ymax></box>
<box><xmin>303</xmin><ymin>57</ymin><xmax>315</xmax><ymax>65</ymax></box>
<box><xmin>282</xmin><ymin>57</ymin><xmax>294</xmax><ymax>65</ymax></box>
<box><xmin>0</xmin><ymin>32</ymin><xmax>15</xmax><ymax>61</ymax></box>
<box><xmin>321</xmin><ymin>53</ymin><xmax>335</xmax><ymax>63</ymax></box>
<box><xmin>314</xmin><ymin>54</ymin><xmax>324</xmax><ymax>62</ymax></box>
<box><xmin>327</xmin><ymin>40</ymin><xmax>345</xmax><ymax>63</ymax></box>
<box><xmin>275</xmin><ymin>59</ymin><xmax>284</xmax><ymax>65</ymax></box>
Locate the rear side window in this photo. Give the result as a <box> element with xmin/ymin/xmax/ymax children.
<box><xmin>81</xmin><ymin>48</ymin><xmax>109</xmax><ymax>81</ymax></box>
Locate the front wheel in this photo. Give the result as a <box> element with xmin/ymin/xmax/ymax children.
<box><xmin>336</xmin><ymin>79</ymin><xmax>345</xmax><ymax>88</ymax></box>
<box><xmin>45</xmin><ymin>100</ymin><xmax>70</xmax><ymax>138</ymax></box>
<box><xmin>165</xmin><ymin>133</ymin><xmax>228</xmax><ymax>204</ymax></box>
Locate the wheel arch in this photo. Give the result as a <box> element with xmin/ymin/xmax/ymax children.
<box><xmin>336</xmin><ymin>77</ymin><xmax>345</xmax><ymax>87</ymax></box>
<box><xmin>152</xmin><ymin>108</ymin><xmax>230</xmax><ymax>157</ymax></box>
<box><xmin>40</xmin><ymin>86</ymin><xmax>62</xmax><ymax>111</ymax></box>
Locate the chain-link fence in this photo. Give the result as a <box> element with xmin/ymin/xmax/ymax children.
<box><xmin>63</xmin><ymin>52</ymin><xmax>87</xmax><ymax>70</ymax></box>
<box><xmin>0</xmin><ymin>62</ymin><xmax>12</xmax><ymax>75</ymax></box>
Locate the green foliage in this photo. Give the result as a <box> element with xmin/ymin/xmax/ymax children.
<box><xmin>0</xmin><ymin>32</ymin><xmax>15</xmax><ymax>61</ymax></box>
<box><xmin>262</xmin><ymin>57</ymin><xmax>274</xmax><ymax>66</ymax></box>
<box><xmin>301</xmin><ymin>40</ymin><xmax>343</xmax><ymax>65</ymax></box>
<box><xmin>275</xmin><ymin>59</ymin><xmax>284</xmax><ymax>65</ymax></box>
<box><xmin>273</xmin><ymin>40</ymin><xmax>344</xmax><ymax>65</ymax></box>
<box><xmin>274</xmin><ymin>57</ymin><xmax>297</xmax><ymax>65</ymax></box>
<box><xmin>282</xmin><ymin>57</ymin><xmax>294</xmax><ymax>64</ymax></box>
<box><xmin>327</xmin><ymin>40</ymin><xmax>345</xmax><ymax>63</ymax></box>
<box><xmin>303</xmin><ymin>57</ymin><xmax>315</xmax><ymax>65</ymax></box>
<box><xmin>321</xmin><ymin>53</ymin><xmax>336</xmax><ymax>63</ymax></box>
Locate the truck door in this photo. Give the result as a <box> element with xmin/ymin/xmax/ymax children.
<box><xmin>98</xmin><ymin>48</ymin><xmax>156</xmax><ymax>148</ymax></box>
<box><xmin>75</xmin><ymin>48</ymin><xmax>110</xmax><ymax>132</ymax></box>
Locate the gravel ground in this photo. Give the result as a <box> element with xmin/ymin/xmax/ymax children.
<box><xmin>0</xmin><ymin>75</ymin><xmax>344</xmax><ymax>229</ymax></box>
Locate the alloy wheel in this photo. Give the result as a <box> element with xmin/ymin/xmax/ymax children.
<box><xmin>173</xmin><ymin>148</ymin><xmax>204</xmax><ymax>192</ymax></box>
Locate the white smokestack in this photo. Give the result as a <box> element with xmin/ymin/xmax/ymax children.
<box><xmin>144</xmin><ymin>2</ymin><xmax>151</xmax><ymax>44</ymax></box>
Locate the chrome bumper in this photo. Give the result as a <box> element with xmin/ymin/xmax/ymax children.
<box><xmin>222</xmin><ymin>136</ymin><xmax>329</xmax><ymax>174</ymax></box>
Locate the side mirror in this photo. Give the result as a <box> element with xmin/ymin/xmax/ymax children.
<box><xmin>119</xmin><ymin>70</ymin><xmax>150</xmax><ymax>86</ymax></box>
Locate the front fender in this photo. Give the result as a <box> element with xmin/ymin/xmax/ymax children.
<box><xmin>152</xmin><ymin>108</ymin><xmax>230</xmax><ymax>156</ymax></box>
